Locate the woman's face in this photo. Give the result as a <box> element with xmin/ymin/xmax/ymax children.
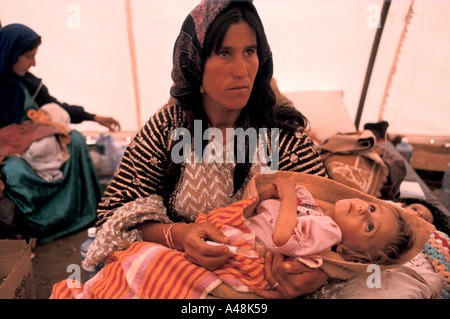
<box><xmin>12</xmin><ymin>46</ymin><xmax>38</xmax><ymax>76</ymax></box>
<box><xmin>202</xmin><ymin>21</ymin><xmax>259</xmax><ymax>116</ymax></box>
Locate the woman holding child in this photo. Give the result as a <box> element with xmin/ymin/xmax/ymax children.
<box><xmin>82</xmin><ymin>0</ymin><xmax>327</xmax><ymax>298</ymax></box>
<box><xmin>0</xmin><ymin>23</ymin><xmax>120</xmax><ymax>241</ymax></box>
<box><xmin>54</xmin><ymin>0</ymin><xmax>439</xmax><ymax>299</ymax></box>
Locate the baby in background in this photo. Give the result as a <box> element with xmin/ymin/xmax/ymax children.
<box><xmin>400</xmin><ymin>202</ymin><xmax>434</xmax><ymax>224</ymax></box>
<box><xmin>22</xmin><ymin>103</ymin><xmax>71</xmax><ymax>182</ymax></box>
<box><xmin>247</xmin><ymin>177</ymin><xmax>414</xmax><ymax>265</ymax></box>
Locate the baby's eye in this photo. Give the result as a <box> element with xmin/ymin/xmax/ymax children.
<box><xmin>366</xmin><ymin>221</ymin><xmax>374</xmax><ymax>232</ymax></box>
<box><xmin>368</xmin><ymin>205</ymin><xmax>376</xmax><ymax>213</ymax></box>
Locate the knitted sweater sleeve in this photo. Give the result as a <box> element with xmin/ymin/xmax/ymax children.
<box><xmin>83</xmin><ymin>105</ymin><xmax>183</xmax><ymax>266</ymax></box>
<box><xmin>96</xmin><ymin>104</ymin><xmax>182</xmax><ymax>229</ymax></box>
<box><xmin>277</xmin><ymin>128</ymin><xmax>328</xmax><ymax>177</ymax></box>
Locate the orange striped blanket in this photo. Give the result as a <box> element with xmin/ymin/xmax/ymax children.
<box><xmin>51</xmin><ymin>196</ymin><xmax>268</xmax><ymax>299</ymax></box>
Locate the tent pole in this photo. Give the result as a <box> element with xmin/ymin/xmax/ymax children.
<box><xmin>355</xmin><ymin>0</ymin><xmax>391</xmax><ymax>130</ymax></box>
<box><xmin>125</xmin><ymin>0</ymin><xmax>142</xmax><ymax>130</ymax></box>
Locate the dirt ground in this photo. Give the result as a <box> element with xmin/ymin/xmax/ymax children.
<box><xmin>31</xmin><ymin>227</ymin><xmax>89</xmax><ymax>299</ymax></box>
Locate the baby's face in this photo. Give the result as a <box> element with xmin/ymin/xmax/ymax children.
<box><xmin>328</xmin><ymin>198</ymin><xmax>398</xmax><ymax>253</ymax></box>
<box><xmin>39</xmin><ymin>110</ymin><xmax>52</xmax><ymax>122</ymax></box>
<box><xmin>404</xmin><ymin>203</ymin><xmax>433</xmax><ymax>224</ymax></box>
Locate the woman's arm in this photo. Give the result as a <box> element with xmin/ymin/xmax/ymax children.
<box><xmin>96</xmin><ymin>106</ymin><xmax>176</xmax><ymax>229</ymax></box>
<box><xmin>135</xmin><ymin>220</ymin><xmax>232</xmax><ymax>271</ymax></box>
<box><xmin>22</xmin><ymin>72</ymin><xmax>120</xmax><ymax>131</ymax></box>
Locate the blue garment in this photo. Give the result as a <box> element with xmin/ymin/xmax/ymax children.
<box><xmin>0</xmin><ymin>24</ymin><xmax>41</xmax><ymax>128</ymax></box>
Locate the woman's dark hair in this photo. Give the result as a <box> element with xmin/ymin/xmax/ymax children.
<box><xmin>201</xmin><ymin>2</ymin><xmax>307</xmax><ymax>132</ymax></box>
<box><xmin>21</xmin><ymin>37</ymin><xmax>41</xmax><ymax>55</ymax></box>
<box><xmin>11</xmin><ymin>37</ymin><xmax>41</xmax><ymax>69</ymax></box>
<box><xmin>164</xmin><ymin>2</ymin><xmax>308</xmax><ymax>219</ymax></box>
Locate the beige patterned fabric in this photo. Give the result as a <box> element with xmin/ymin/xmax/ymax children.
<box><xmin>173</xmin><ymin>136</ymin><xmax>266</xmax><ymax>222</ymax></box>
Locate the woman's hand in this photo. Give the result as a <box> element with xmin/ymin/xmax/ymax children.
<box><xmin>94</xmin><ymin>115</ymin><xmax>121</xmax><ymax>131</ymax></box>
<box><xmin>251</xmin><ymin>251</ymin><xmax>328</xmax><ymax>299</ymax></box>
<box><xmin>172</xmin><ymin>222</ymin><xmax>231</xmax><ymax>271</ymax></box>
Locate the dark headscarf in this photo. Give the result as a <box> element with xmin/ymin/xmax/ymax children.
<box><xmin>164</xmin><ymin>0</ymin><xmax>306</xmax><ymax>214</ymax></box>
<box><xmin>0</xmin><ymin>24</ymin><xmax>41</xmax><ymax>128</ymax></box>
<box><xmin>170</xmin><ymin>0</ymin><xmax>272</xmax><ymax>104</ymax></box>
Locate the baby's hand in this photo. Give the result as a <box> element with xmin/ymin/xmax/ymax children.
<box><xmin>272</xmin><ymin>177</ymin><xmax>296</xmax><ymax>200</ymax></box>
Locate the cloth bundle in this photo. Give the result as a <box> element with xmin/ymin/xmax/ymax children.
<box><xmin>0</xmin><ymin>103</ymin><xmax>72</xmax><ymax>184</ymax></box>
<box><xmin>0</xmin><ymin>122</ymin><xmax>60</xmax><ymax>196</ymax></box>
<box><xmin>319</xmin><ymin>130</ymin><xmax>389</xmax><ymax>197</ymax></box>
<box><xmin>52</xmin><ymin>197</ymin><xmax>268</xmax><ymax>299</ymax></box>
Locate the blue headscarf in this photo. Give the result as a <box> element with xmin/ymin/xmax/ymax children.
<box><xmin>0</xmin><ymin>24</ymin><xmax>41</xmax><ymax>128</ymax></box>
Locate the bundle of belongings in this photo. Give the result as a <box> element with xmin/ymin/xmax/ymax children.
<box><xmin>318</xmin><ymin>130</ymin><xmax>406</xmax><ymax>199</ymax></box>
<box><xmin>51</xmin><ymin>172</ymin><xmax>439</xmax><ymax>299</ymax></box>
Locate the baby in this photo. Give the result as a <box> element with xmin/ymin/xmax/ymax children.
<box><xmin>400</xmin><ymin>202</ymin><xmax>434</xmax><ymax>224</ymax></box>
<box><xmin>248</xmin><ymin>177</ymin><xmax>414</xmax><ymax>265</ymax></box>
<box><xmin>21</xmin><ymin>103</ymin><xmax>71</xmax><ymax>182</ymax></box>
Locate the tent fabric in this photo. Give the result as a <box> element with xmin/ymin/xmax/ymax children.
<box><xmin>1</xmin><ymin>1</ymin><xmax>448</xmax><ymax>136</ymax></box>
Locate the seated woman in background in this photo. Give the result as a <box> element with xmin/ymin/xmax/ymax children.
<box><xmin>0</xmin><ymin>23</ymin><xmax>121</xmax><ymax>242</ymax></box>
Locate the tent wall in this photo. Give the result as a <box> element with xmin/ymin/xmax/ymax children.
<box><xmin>1</xmin><ymin>0</ymin><xmax>448</xmax><ymax>137</ymax></box>
<box><xmin>372</xmin><ymin>0</ymin><xmax>450</xmax><ymax>137</ymax></box>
